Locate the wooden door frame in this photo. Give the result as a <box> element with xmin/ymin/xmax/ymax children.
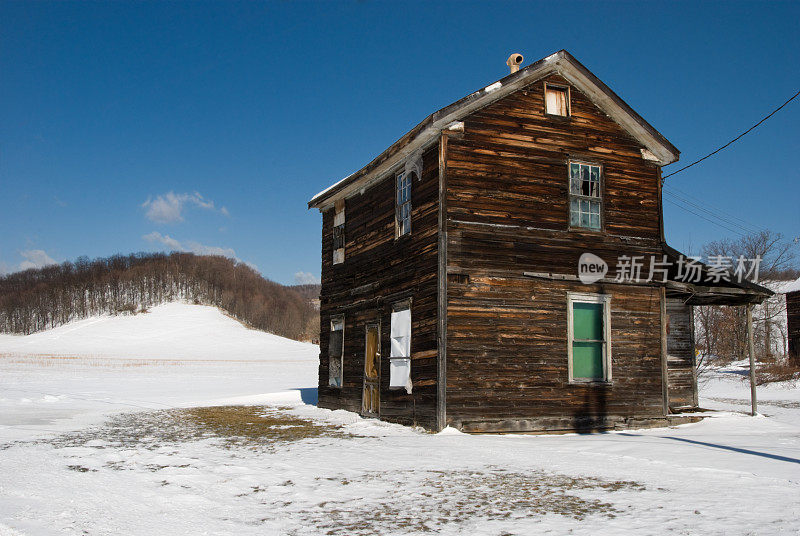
<box><xmin>362</xmin><ymin>321</ymin><xmax>381</xmax><ymax>417</ymax></box>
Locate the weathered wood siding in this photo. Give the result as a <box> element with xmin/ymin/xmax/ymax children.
<box><xmin>666</xmin><ymin>299</ymin><xmax>697</xmax><ymax>409</ymax></box>
<box><xmin>317</xmin><ymin>145</ymin><xmax>440</xmax><ymax>428</ymax></box>
<box><xmin>444</xmin><ymin>74</ymin><xmax>667</xmax><ymax>431</ymax></box>
<box><xmin>788</xmin><ymin>291</ymin><xmax>800</xmax><ymax>363</ymax></box>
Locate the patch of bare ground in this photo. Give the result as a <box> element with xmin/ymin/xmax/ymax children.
<box><xmin>18</xmin><ymin>405</ymin><xmax>346</xmax><ymax>453</ymax></box>
<box><xmin>282</xmin><ymin>469</ymin><xmax>645</xmax><ymax>534</ymax></box>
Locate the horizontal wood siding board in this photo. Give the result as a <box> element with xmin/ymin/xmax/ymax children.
<box><xmin>444</xmin><ymin>74</ymin><xmax>665</xmax><ymax>429</ymax></box>
<box><xmin>318</xmin><ymin>145</ymin><xmax>440</xmax><ymax>428</ymax></box>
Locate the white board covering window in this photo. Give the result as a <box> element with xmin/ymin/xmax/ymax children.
<box><xmin>390</xmin><ymin>306</ymin><xmax>412</xmax><ymax>393</ymax></box>
<box><xmin>545</xmin><ymin>84</ymin><xmax>569</xmax><ymax>117</ymax></box>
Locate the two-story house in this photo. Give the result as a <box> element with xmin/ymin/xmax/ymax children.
<box><xmin>308</xmin><ymin>50</ymin><xmax>771</xmax><ymax>433</ymax></box>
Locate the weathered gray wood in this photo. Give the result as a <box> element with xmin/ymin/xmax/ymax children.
<box><xmin>666</xmin><ymin>298</ymin><xmax>697</xmax><ymax>409</ymax></box>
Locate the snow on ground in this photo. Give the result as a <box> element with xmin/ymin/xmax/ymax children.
<box><xmin>0</xmin><ymin>303</ymin><xmax>319</xmax><ymax>441</ymax></box>
<box><xmin>1</xmin><ymin>304</ymin><xmax>799</xmax><ymax>535</ymax></box>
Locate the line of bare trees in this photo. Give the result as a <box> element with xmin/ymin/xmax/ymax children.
<box><xmin>694</xmin><ymin>230</ymin><xmax>798</xmax><ymax>367</ymax></box>
<box><xmin>0</xmin><ymin>252</ymin><xmax>320</xmax><ymax>342</ymax></box>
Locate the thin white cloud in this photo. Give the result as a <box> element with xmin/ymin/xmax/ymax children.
<box><xmin>19</xmin><ymin>249</ymin><xmax>57</xmax><ymax>271</ymax></box>
<box><xmin>141</xmin><ymin>191</ymin><xmax>229</xmax><ymax>224</ymax></box>
<box><xmin>294</xmin><ymin>271</ymin><xmax>320</xmax><ymax>285</ymax></box>
<box><xmin>143</xmin><ymin>231</ymin><xmax>236</xmax><ymax>259</ymax></box>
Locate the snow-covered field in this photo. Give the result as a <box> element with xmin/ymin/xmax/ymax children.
<box><xmin>1</xmin><ymin>303</ymin><xmax>798</xmax><ymax>535</ymax></box>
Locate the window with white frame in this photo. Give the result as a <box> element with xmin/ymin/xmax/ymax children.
<box><xmin>329</xmin><ymin>316</ymin><xmax>344</xmax><ymax>387</ymax></box>
<box><xmin>333</xmin><ymin>199</ymin><xmax>345</xmax><ymax>264</ymax></box>
<box><xmin>545</xmin><ymin>83</ymin><xmax>569</xmax><ymax>117</ymax></box>
<box><xmin>569</xmin><ymin>162</ymin><xmax>602</xmax><ymax>230</ymax></box>
<box><xmin>396</xmin><ymin>170</ymin><xmax>411</xmax><ymax>237</ymax></box>
<box><xmin>389</xmin><ymin>303</ymin><xmax>412</xmax><ymax>393</ymax></box>
<box><xmin>567</xmin><ymin>293</ymin><xmax>611</xmax><ymax>382</ymax></box>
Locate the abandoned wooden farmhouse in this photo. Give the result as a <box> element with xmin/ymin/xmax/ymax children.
<box><xmin>308</xmin><ymin>50</ymin><xmax>772</xmax><ymax>433</ymax></box>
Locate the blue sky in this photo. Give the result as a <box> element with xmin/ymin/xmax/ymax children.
<box><xmin>1</xmin><ymin>1</ymin><xmax>798</xmax><ymax>284</ymax></box>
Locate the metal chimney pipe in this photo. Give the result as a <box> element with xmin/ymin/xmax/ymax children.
<box><xmin>506</xmin><ymin>53</ymin><xmax>524</xmax><ymax>74</ymax></box>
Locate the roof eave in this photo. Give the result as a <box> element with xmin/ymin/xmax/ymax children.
<box><xmin>308</xmin><ymin>49</ymin><xmax>680</xmax><ymax>211</ymax></box>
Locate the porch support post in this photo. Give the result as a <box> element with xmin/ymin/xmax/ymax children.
<box><xmin>746</xmin><ymin>304</ymin><xmax>758</xmax><ymax>416</ymax></box>
<box><xmin>660</xmin><ymin>286</ymin><xmax>669</xmax><ymax>416</ymax></box>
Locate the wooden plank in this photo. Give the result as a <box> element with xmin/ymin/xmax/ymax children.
<box><xmin>747</xmin><ymin>305</ymin><xmax>757</xmax><ymax>416</ymax></box>
<box><xmin>660</xmin><ymin>287</ymin><xmax>669</xmax><ymax>415</ymax></box>
<box><xmin>436</xmin><ymin>132</ymin><xmax>449</xmax><ymax>431</ymax></box>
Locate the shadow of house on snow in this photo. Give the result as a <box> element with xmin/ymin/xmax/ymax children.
<box><xmin>293</xmin><ymin>388</ymin><xmax>318</xmax><ymax>406</ymax></box>
<box><xmin>572</xmin><ymin>386</ymin><xmax>609</xmax><ymax>434</ymax></box>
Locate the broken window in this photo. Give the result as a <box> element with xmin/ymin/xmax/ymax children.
<box><xmin>333</xmin><ymin>199</ymin><xmax>345</xmax><ymax>264</ymax></box>
<box><xmin>396</xmin><ymin>171</ymin><xmax>411</xmax><ymax>237</ymax></box>
<box><xmin>569</xmin><ymin>162</ymin><xmax>602</xmax><ymax>230</ymax></box>
<box><xmin>329</xmin><ymin>316</ymin><xmax>344</xmax><ymax>387</ymax></box>
<box><xmin>545</xmin><ymin>84</ymin><xmax>569</xmax><ymax>116</ymax></box>
<box><xmin>389</xmin><ymin>304</ymin><xmax>412</xmax><ymax>393</ymax></box>
<box><xmin>568</xmin><ymin>293</ymin><xmax>611</xmax><ymax>382</ymax></box>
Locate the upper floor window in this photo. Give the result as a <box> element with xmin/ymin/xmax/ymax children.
<box><xmin>333</xmin><ymin>199</ymin><xmax>345</xmax><ymax>264</ymax></box>
<box><xmin>569</xmin><ymin>162</ymin><xmax>602</xmax><ymax>230</ymax></box>
<box><xmin>545</xmin><ymin>83</ymin><xmax>569</xmax><ymax>117</ymax></box>
<box><xmin>396</xmin><ymin>170</ymin><xmax>411</xmax><ymax>237</ymax></box>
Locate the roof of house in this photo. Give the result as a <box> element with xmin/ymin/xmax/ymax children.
<box><xmin>309</xmin><ymin>49</ymin><xmax>680</xmax><ymax>211</ymax></box>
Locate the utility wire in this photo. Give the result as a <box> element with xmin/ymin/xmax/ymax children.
<box><xmin>662</xmin><ymin>88</ymin><xmax>800</xmax><ymax>181</ymax></box>
<box><xmin>663</xmin><ymin>198</ymin><xmax>747</xmax><ymax>237</ymax></box>
<box><xmin>662</xmin><ymin>189</ymin><xmax>764</xmax><ymax>235</ymax></box>
<box><xmin>663</xmin><ymin>183</ymin><xmax>765</xmax><ymax>234</ymax></box>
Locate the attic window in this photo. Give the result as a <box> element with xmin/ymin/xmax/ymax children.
<box><xmin>333</xmin><ymin>199</ymin><xmax>345</xmax><ymax>264</ymax></box>
<box><xmin>545</xmin><ymin>84</ymin><xmax>569</xmax><ymax>117</ymax></box>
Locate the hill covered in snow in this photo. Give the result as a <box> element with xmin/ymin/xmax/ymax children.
<box><xmin>0</xmin><ymin>252</ymin><xmax>319</xmax><ymax>341</ymax></box>
<box><xmin>0</xmin><ymin>302</ymin><xmax>315</xmax><ymax>362</ymax></box>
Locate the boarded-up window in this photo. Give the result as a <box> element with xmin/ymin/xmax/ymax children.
<box><xmin>389</xmin><ymin>305</ymin><xmax>412</xmax><ymax>393</ymax></box>
<box><xmin>333</xmin><ymin>199</ymin><xmax>345</xmax><ymax>264</ymax></box>
<box><xmin>545</xmin><ymin>84</ymin><xmax>569</xmax><ymax>116</ymax></box>
<box><xmin>568</xmin><ymin>294</ymin><xmax>611</xmax><ymax>382</ymax></box>
<box><xmin>569</xmin><ymin>162</ymin><xmax>602</xmax><ymax>230</ymax></box>
<box><xmin>396</xmin><ymin>171</ymin><xmax>411</xmax><ymax>237</ymax></box>
<box><xmin>329</xmin><ymin>317</ymin><xmax>344</xmax><ymax>387</ymax></box>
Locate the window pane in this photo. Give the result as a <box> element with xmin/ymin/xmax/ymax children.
<box><xmin>573</xmin><ymin>302</ymin><xmax>603</xmax><ymax>340</ymax></box>
<box><xmin>329</xmin><ymin>329</ymin><xmax>343</xmax><ymax>358</ymax></box>
<box><xmin>570</xmin><ymin>175</ymin><xmax>581</xmax><ymax>195</ymax></box>
<box><xmin>570</xmin><ymin>163</ymin><xmax>580</xmax><ymax>179</ymax></box>
<box><xmin>590</xmin><ymin>212</ymin><xmax>600</xmax><ymax>229</ymax></box>
<box><xmin>572</xmin><ymin>341</ymin><xmax>604</xmax><ymax>379</ymax></box>
<box><xmin>329</xmin><ymin>356</ymin><xmax>342</xmax><ymax>387</ymax></box>
<box><xmin>570</xmin><ymin>199</ymin><xmax>580</xmax><ymax>226</ymax></box>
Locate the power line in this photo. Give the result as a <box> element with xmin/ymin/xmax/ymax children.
<box><xmin>662</xmin><ymin>188</ymin><xmax>764</xmax><ymax>235</ymax></box>
<box><xmin>662</xmin><ymin>88</ymin><xmax>800</xmax><ymax>181</ymax></box>
<box><xmin>663</xmin><ymin>197</ymin><xmax>747</xmax><ymax>237</ymax></box>
<box><xmin>663</xmin><ymin>183</ymin><xmax>765</xmax><ymax>234</ymax></box>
